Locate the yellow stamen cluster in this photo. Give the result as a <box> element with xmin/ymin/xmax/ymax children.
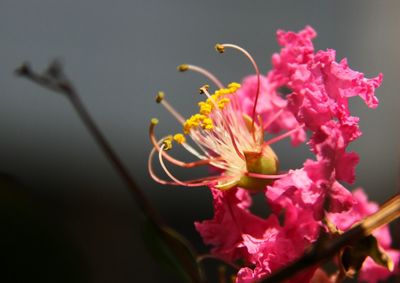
<box><xmin>183</xmin><ymin>114</ymin><xmax>212</xmax><ymax>134</ymax></box>
<box><xmin>182</xmin><ymin>82</ymin><xmax>241</xmax><ymax>134</ymax></box>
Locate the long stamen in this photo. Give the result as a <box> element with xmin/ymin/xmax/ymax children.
<box><xmin>155</xmin><ymin>91</ymin><xmax>212</xmax><ymax>159</ymax></box>
<box><xmin>178</xmin><ymin>64</ymin><xmax>224</xmax><ymax>89</ymax></box>
<box><xmin>159</xmin><ymin>144</ymin><xmax>188</xmax><ymax>186</ymax></box>
<box><xmin>200</xmin><ymin>86</ymin><xmax>245</xmax><ymax>160</ymax></box>
<box><xmin>263</xmin><ymin>108</ymin><xmax>284</xmax><ymax>130</ymax></box>
<box><xmin>215</xmin><ymin>43</ymin><xmax>261</xmax><ymax>141</ymax></box>
<box><xmin>244</xmin><ymin>172</ymin><xmax>288</xmax><ymax>179</ymax></box>
<box><xmin>149</xmin><ymin>119</ymin><xmax>215</xmax><ymax>168</ymax></box>
<box><xmin>181</xmin><ymin>141</ymin><xmax>206</xmax><ymax>159</ymax></box>
<box><xmin>156</xmin><ymin>91</ymin><xmax>185</xmax><ymax>124</ymax></box>
<box><xmin>148</xmin><ymin>147</ymin><xmax>225</xmax><ymax>187</ymax></box>
<box><xmin>264</xmin><ymin>124</ymin><xmax>305</xmax><ymax>146</ymax></box>
<box><xmin>158</xmin><ymin>145</ymin><xmax>229</xmax><ymax>187</ymax></box>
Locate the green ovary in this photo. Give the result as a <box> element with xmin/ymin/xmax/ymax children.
<box><xmin>237</xmin><ymin>145</ymin><xmax>279</xmax><ymax>191</ymax></box>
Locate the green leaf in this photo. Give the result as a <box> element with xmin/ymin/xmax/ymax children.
<box><xmin>141</xmin><ymin>216</ymin><xmax>205</xmax><ymax>283</ymax></box>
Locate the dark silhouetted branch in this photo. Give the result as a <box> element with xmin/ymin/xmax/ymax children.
<box><xmin>16</xmin><ymin>61</ymin><xmax>162</xmax><ymax>227</ymax></box>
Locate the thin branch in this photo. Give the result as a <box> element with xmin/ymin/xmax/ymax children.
<box><xmin>15</xmin><ymin>61</ymin><xmax>162</xmax><ymax>227</ymax></box>
<box><xmin>259</xmin><ymin>193</ymin><xmax>400</xmax><ymax>283</ymax></box>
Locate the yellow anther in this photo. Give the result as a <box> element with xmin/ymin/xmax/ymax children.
<box><xmin>177</xmin><ymin>64</ymin><xmax>189</xmax><ymax>72</ymax></box>
<box><xmin>228</xmin><ymin>82</ymin><xmax>241</xmax><ymax>89</ymax></box>
<box><xmin>173</xmin><ymin>133</ymin><xmax>186</xmax><ymax>144</ymax></box>
<box><xmin>219</xmin><ymin>88</ymin><xmax>230</xmax><ymax>95</ymax></box>
<box><xmin>202</xmin><ymin>118</ymin><xmax>213</xmax><ymax>130</ymax></box>
<box><xmin>162</xmin><ymin>136</ymin><xmax>173</xmax><ymax>151</ymax></box>
<box><xmin>199</xmin><ymin>104</ymin><xmax>212</xmax><ymax>115</ymax></box>
<box><xmin>199</xmin><ymin>84</ymin><xmax>210</xmax><ymax>94</ymax></box>
<box><xmin>215</xmin><ymin>44</ymin><xmax>225</xmax><ymax>53</ymax></box>
<box><xmin>155</xmin><ymin>91</ymin><xmax>164</xmax><ymax>103</ymax></box>
<box><xmin>198</xmin><ymin>101</ymin><xmax>210</xmax><ymax>108</ymax></box>
<box><xmin>217</xmin><ymin>97</ymin><xmax>231</xmax><ymax>109</ymax></box>
<box><xmin>219</xmin><ymin>98</ymin><xmax>230</xmax><ymax>104</ymax></box>
<box><xmin>183</xmin><ymin>113</ymin><xmax>205</xmax><ymax>134</ymax></box>
<box><xmin>203</xmin><ymin>117</ymin><xmax>212</xmax><ymax>123</ymax></box>
<box><xmin>183</xmin><ymin>124</ymin><xmax>191</xmax><ymax>134</ymax></box>
<box><xmin>151</xmin><ymin>118</ymin><xmax>159</xmax><ymax>125</ymax></box>
<box><xmin>194</xmin><ymin>113</ymin><xmax>206</xmax><ymax>120</ymax></box>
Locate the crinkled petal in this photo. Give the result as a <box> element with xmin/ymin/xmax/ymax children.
<box><xmin>195</xmin><ymin>187</ymin><xmax>270</xmax><ymax>260</ymax></box>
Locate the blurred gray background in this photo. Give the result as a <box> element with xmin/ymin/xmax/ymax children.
<box><xmin>0</xmin><ymin>0</ymin><xmax>399</xmax><ymax>282</ymax></box>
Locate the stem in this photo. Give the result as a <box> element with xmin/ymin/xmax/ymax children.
<box><xmin>16</xmin><ymin>62</ymin><xmax>162</xmax><ymax>226</ymax></box>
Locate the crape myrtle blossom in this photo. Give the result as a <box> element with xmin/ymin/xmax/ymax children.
<box><xmin>148</xmin><ymin>48</ymin><xmax>293</xmax><ymax>190</ymax></box>
<box><xmin>148</xmin><ymin>26</ymin><xmax>398</xmax><ymax>282</ymax></box>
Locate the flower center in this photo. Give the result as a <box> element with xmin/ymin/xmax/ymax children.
<box><xmin>148</xmin><ymin>43</ymin><xmax>303</xmax><ymax>190</ymax></box>
<box><xmin>237</xmin><ymin>145</ymin><xmax>279</xmax><ymax>191</ymax></box>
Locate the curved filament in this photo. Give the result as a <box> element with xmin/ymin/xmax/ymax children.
<box><xmin>149</xmin><ymin>122</ymin><xmax>216</xmax><ymax>168</ymax></box>
<box><xmin>178</xmin><ymin>64</ymin><xmax>224</xmax><ymax>89</ymax></box>
<box><xmin>263</xmin><ymin>108</ymin><xmax>283</xmax><ymax>130</ymax></box>
<box><xmin>148</xmin><ymin>147</ymin><xmax>228</xmax><ymax>187</ymax></box>
<box><xmin>159</xmin><ymin>144</ymin><xmax>189</xmax><ymax>186</ymax></box>
<box><xmin>218</xmin><ymin>43</ymin><xmax>261</xmax><ymax>140</ymax></box>
<box><xmin>160</xmin><ymin>99</ymin><xmax>185</xmax><ymax>124</ymax></box>
<box><xmin>265</xmin><ymin>125</ymin><xmax>305</xmax><ymax>146</ymax></box>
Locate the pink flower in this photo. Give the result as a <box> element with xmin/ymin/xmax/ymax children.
<box><xmin>269</xmin><ymin>26</ymin><xmax>382</xmax><ymax>185</ymax></box>
<box><xmin>148</xmin><ymin>26</ymin><xmax>395</xmax><ymax>283</ymax></box>
<box><xmin>195</xmin><ymin>186</ymin><xmax>320</xmax><ymax>282</ymax></box>
<box><xmin>265</xmin><ymin>167</ymin><xmax>354</xmax><ymax>219</ymax></box>
<box><xmin>192</xmin><ymin>27</ymin><xmax>387</xmax><ymax>282</ymax></box>
<box><xmin>270</xmin><ymin>26</ymin><xmax>382</xmax><ymax>128</ymax></box>
<box><xmin>308</xmin><ymin>121</ymin><xmax>360</xmax><ymax>184</ymax></box>
<box><xmin>235</xmin><ymin>203</ymin><xmax>320</xmax><ymax>282</ymax></box>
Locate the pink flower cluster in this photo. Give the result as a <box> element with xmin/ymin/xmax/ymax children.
<box><xmin>195</xmin><ymin>27</ymin><xmax>398</xmax><ymax>282</ymax></box>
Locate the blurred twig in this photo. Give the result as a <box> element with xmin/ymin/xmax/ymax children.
<box><xmin>15</xmin><ymin>60</ymin><xmax>162</xmax><ymax>226</ymax></box>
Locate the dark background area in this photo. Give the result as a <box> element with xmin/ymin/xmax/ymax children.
<box><xmin>0</xmin><ymin>1</ymin><xmax>399</xmax><ymax>282</ymax></box>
